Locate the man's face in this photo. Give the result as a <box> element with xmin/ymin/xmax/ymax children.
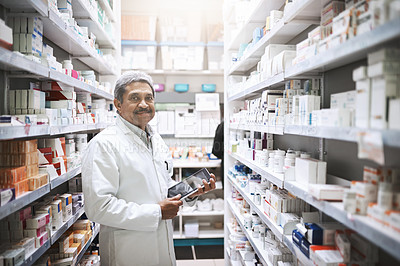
<box><xmin>114</xmin><ymin>82</ymin><xmax>155</xmax><ymax>130</ymax></box>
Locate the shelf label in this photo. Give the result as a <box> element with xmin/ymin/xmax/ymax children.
<box><xmin>357</xmin><ymin>131</ymin><xmax>384</xmax><ymax>165</ymax></box>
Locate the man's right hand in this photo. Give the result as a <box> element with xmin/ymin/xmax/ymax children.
<box><xmin>159</xmin><ymin>195</ymin><xmax>183</xmax><ymax>220</ymax></box>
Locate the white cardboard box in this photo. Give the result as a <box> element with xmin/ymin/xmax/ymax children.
<box><xmin>389</xmin><ymin>98</ymin><xmax>400</xmax><ymax>130</ymax></box>
<box><xmin>309</xmin><ymin>184</ymin><xmax>346</xmax><ymax>200</ymax></box>
<box><xmin>355</xmin><ymin>79</ymin><xmax>371</xmax><ymax>128</ymax></box>
<box><xmin>370</xmin><ymin>75</ymin><xmax>398</xmax><ymax>129</ymax></box>
<box><xmin>295</xmin><ymin>158</ymin><xmax>327</xmax><ymax>185</ymax></box>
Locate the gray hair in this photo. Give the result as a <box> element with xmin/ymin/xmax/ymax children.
<box><xmin>114</xmin><ymin>71</ymin><xmax>154</xmax><ymax>103</ymax></box>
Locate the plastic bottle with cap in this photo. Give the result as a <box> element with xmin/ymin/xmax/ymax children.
<box><xmin>268</xmin><ymin>153</ymin><xmax>275</xmax><ymax>170</ymax></box>
<box><xmin>284</xmin><ymin>151</ymin><xmax>296</xmax><ymax>171</ymax></box>
<box><xmin>243</xmin><ymin>213</ymin><xmax>252</xmax><ymax>230</ymax></box>
<box><xmin>274</xmin><ymin>150</ymin><xmax>286</xmax><ymax>173</ymax></box>
<box><xmin>62</xmin><ymin>60</ymin><xmax>73</xmax><ymax>76</ymax></box>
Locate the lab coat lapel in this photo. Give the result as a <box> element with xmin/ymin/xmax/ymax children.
<box><xmin>116</xmin><ymin>116</ymin><xmax>152</xmax><ymax>155</ymax></box>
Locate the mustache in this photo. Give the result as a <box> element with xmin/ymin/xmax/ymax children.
<box><xmin>134</xmin><ymin>109</ymin><xmax>152</xmax><ymax>114</ymax></box>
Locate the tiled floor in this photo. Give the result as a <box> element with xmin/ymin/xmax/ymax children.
<box><xmin>177</xmin><ymin>259</ymin><xmax>225</xmax><ymax>266</ymax></box>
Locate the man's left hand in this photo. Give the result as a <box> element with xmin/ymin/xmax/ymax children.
<box><xmin>188</xmin><ymin>173</ymin><xmax>216</xmax><ymax>199</ymax></box>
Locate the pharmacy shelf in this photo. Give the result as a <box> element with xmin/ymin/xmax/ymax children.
<box><xmin>227</xmin><ymin>174</ymin><xmax>284</xmax><ymax>240</ymax></box>
<box><xmin>98</xmin><ymin>0</ymin><xmax>116</xmax><ymax>22</ymax></box>
<box><xmin>173</xmin><ymin>229</ymin><xmax>224</xmax><ymax>239</ymax></box>
<box><xmin>0</xmin><ymin>50</ymin><xmax>114</xmax><ymax>98</ymax></box>
<box><xmin>73</xmin><ymin>0</ymin><xmax>117</xmax><ymax>49</ymax></box>
<box><xmin>285</xmin><ymin>125</ymin><xmax>400</xmax><ymax>148</ymax></box>
<box><xmin>22</xmin><ymin>209</ymin><xmax>92</xmax><ymax>265</ymax></box>
<box><xmin>23</xmin><ymin>239</ymin><xmax>51</xmax><ymax>266</ymax></box>
<box><xmin>284</xmin><ymin>180</ymin><xmax>400</xmax><ymax>261</ymax></box>
<box><xmin>0</xmin><ymin>47</ymin><xmax>49</xmax><ymax>77</ymax></box>
<box><xmin>284</xmin><ymin>125</ymin><xmax>357</xmax><ymax>142</ymax></box>
<box><xmin>49</xmin><ymin>70</ymin><xmax>94</xmax><ymax>93</ymax></box>
<box><xmin>127</xmin><ymin>69</ymin><xmax>224</xmax><ymax>76</ymax></box>
<box><xmin>0</xmin><ymin>125</ymin><xmax>50</xmax><ymax>140</ymax></box>
<box><xmin>50</xmin><ymin>166</ymin><xmax>82</xmax><ymax>189</ymax></box>
<box><xmin>227</xmin><ymin>73</ymin><xmax>285</xmax><ymax>102</ymax></box>
<box><xmin>173</xmin><ymin>159</ymin><xmax>221</xmax><ymax>168</ymax></box>
<box><xmin>227</xmin><ymin>199</ymin><xmax>272</xmax><ymax>266</ymax></box>
<box><xmin>282</xmin><ymin>0</ymin><xmax>327</xmax><ymax>23</ymax></box>
<box><xmin>93</xmin><ymin>88</ymin><xmax>113</xmax><ymax>100</ymax></box>
<box><xmin>42</xmin><ymin>10</ymin><xmax>116</xmax><ymax>74</ymax></box>
<box><xmin>75</xmin><ymin>223</ymin><xmax>100</xmax><ymax>264</ymax></box>
<box><xmin>228</xmin><ymin>19</ymin><xmax>318</xmax><ymax>75</ymax></box>
<box><xmin>229</xmin><ymin>153</ymin><xmax>284</xmax><ymax>188</ymax></box>
<box><xmin>77</xmin><ymin>55</ymin><xmax>118</xmax><ymax>76</ymax></box>
<box><xmin>0</xmin><ymin>123</ymin><xmax>110</xmax><ymax>140</ymax></box>
<box><xmin>180</xmin><ymin>210</ymin><xmax>224</xmax><ymax>217</ymax></box>
<box><xmin>0</xmin><ymin>0</ymin><xmax>48</xmax><ymax>16</ymax></box>
<box><xmin>0</xmin><ymin>184</ymin><xmax>50</xmax><ymax>220</ymax></box>
<box><xmin>226</xmin><ymin>0</ymin><xmax>286</xmax><ymax>51</ymax></box>
<box><xmin>285</xmin><ymin>18</ymin><xmax>400</xmax><ymax>78</ymax></box>
<box><xmin>50</xmin><ymin>124</ymin><xmax>94</xmax><ymax>135</ymax></box>
<box><xmin>283</xmin><ymin>235</ymin><xmax>313</xmax><ymax>266</ymax></box>
<box><xmin>43</xmin><ymin>9</ymin><xmax>92</xmax><ymax>57</ymax></box>
<box><xmin>51</xmin><ymin>207</ymin><xmax>85</xmax><ymax>245</ymax></box>
<box><xmin>49</xmin><ymin>70</ymin><xmax>113</xmax><ymax>100</ymax></box>
<box><xmin>229</xmin><ymin>123</ymin><xmax>285</xmax><ymax>135</ymax></box>
<box><xmin>229</xmin><ymin>124</ymin><xmax>400</xmax><ymax>148</ymax></box>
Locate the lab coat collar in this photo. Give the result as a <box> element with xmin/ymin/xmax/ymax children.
<box><xmin>116</xmin><ymin>115</ymin><xmax>154</xmax><ymax>154</ymax></box>
<box><xmin>116</xmin><ymin>115</ymin><xmax>155</xmax><ymax>137</ymax></box>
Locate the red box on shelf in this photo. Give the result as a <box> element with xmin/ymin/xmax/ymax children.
<box><xmin>38</xmin><ymin>147</ymin><xmax>52</xmax><ymax>164</ymax></box>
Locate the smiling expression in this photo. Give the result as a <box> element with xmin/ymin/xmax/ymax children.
<box><xmin>114</xmin><ymin>82</ymin><xmax>155</xmax><ymax>130</ymax></box>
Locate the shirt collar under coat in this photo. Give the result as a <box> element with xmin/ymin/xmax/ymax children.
<box><xmin>116</xmin><ymin>115</ymin><xmax>155</xmax><ymax>153</ymax></box>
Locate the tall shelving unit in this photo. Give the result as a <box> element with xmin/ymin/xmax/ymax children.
<box><xmin>0</xmin><ymin>0</ymin><xmax>120</xmax><ymax>264</ymax></box>
<box><xmin>223</xmin><ymin>0</ymin><xmax>400</xmax><ymax>265</ymax></box>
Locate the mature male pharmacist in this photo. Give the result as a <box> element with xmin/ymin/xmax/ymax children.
<box><xmin>82</xmin><ymin>71</ymin><xmax>216</xmax><ymax>266</ymax></box>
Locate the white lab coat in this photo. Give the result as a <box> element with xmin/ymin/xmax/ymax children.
<box><xmin>82</xmin><ymin>116</ymin><xmax>179</xmax><ymax>266</ymax></box>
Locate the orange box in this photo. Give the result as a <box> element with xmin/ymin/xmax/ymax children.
<box><xmin>74</xmin><ymin>230</ymin><xmax>90</xmax><ymax>243</ymax></box>
<box><xmin>0</xmin><ymin>141</ymin><xmax>9</xmax><ymax>153</ymax></box>
<box><xmin>9</xmin><ymin>141</ymin><xmax>19</xmax><ymax>154</ymax></box>
<box><xmin>14</xmin><ymin>179</ymin><xmax>29</xmax><ymax>197</ymax></box>
<box><xmin>0</xmin><ymin>154</ymin><xmax>10</xmax><ymax>167</ymax></box>
<box><xmin>73</xmin><ymin>220</ymin><xmax>92</xmax><ymax>231</ymax></box>
<box><xmin>28</xmin><ymin>173</ymin><xmax>48</xmax><ymax>191</ymax></box>
<box><xmin>23</xmin><ymin>140</ymin><xmax>37</xmax><ymax>153</ymax></box>
<box><xmin>27</xmin><ymin>165</ymin><xmax>39</xmax><ymax>178</ymax></box>
<box><xmin>70</xmin><ymin>242</ymin><xmax>82</xmax><ymax>254</ymax></box>
<box><xmin>29</xmin><ymin>152</ymin><xmax>39</xmax><ymax>165</ymax></box>
<box><xmin>66</xmin><ymin>231</ymin><xmax>74</xmax><ymax>246</ymax></box>
<box><xmin>9</xmin><ymin>140</ymin><xmax>36</xmax><ymax>154</ymax></box>
<box><xmin>0</xmin><ymin>166</ymin><xmax>27</xmax><ymax>185</ymax></box>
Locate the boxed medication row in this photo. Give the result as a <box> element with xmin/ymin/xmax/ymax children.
<box><xmin>352</xmin><ymin>48</ymin><xmax>400</xmax><ymax>129</ymax></box>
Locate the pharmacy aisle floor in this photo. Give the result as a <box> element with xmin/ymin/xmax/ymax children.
<box><xmin>175</xmin><ymin>245</ymin><xmax>224</xmax><ymax>260</ymax></box>
<box><xmin>177</xmin><ymin>259</ymin><xmax>224</xmax><ymax>266</ymax></box>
